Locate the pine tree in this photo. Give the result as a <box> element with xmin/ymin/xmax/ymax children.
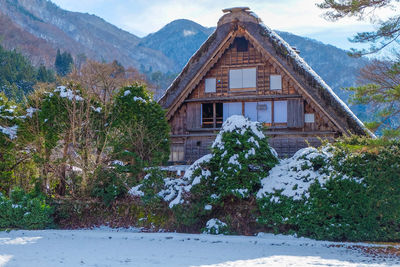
<box><xmin>0</xmin><ymin>45</ymin><xmax>36</xmax><ymax>100</ymax></box>
<box><xmin>36</xmin><ymin>65</ymin><xmax>55</xmax><ymax>83</ymax></box>
<box><xmin>318</xmin><ymin>0</ymin><xmax>400</xmax><ymax>136</ymax></box>
<box><xmin>318</xmin><ymin>0</ymin><xmax>400</xmax><ymax>56</ymax></box>
<box><xmin>54</xmin><ymin>49</ymin><xmax>73</xmax><ymax>76</ymax></box>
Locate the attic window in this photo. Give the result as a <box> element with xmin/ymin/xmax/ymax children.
<box><xmin>235</xmin><ymin>37</ymin><xmax>248</xmax><ymax>52</ymax></box>
<box><xmin>205</xmin><ymin>78</ymin><xmax>216</xmax><ymax>93</ymax></box>
<box><xmin>229</xmin><ymin>68</ymin><xmax>256</xmax><ymax>91</ymax></box>
<box><xmin>270</xmin><ymin>75</ymin><xmax>282</xmax><ymax>90</ymax></box>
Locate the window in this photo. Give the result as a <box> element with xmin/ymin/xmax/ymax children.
<box><xmin>274</xmin><ymin>100</ymin><xmax>287</xmax><ymax>123</ymax></box>
<box><xmin>201</xmin><ymin>103</ymin><xmax>223</xmax><ymax>128</ymax></box>
<box><xmin>215</xmin><ymin>103</ymin><xmax>223</xmax><ymax>127</ymax></box>
<box><xmin>169</xmin><ymin>144</ymin><xmax>184</xmax><ymax>162</ymax></box>
<box><xmin>223</xmin><ymin>102</ymin><xmax>242</xmax><ymax>121</ymax></box>
<box><xmin>202</xmin><ymin>103</ymin><xmax>213</xmax><ymax>128</ymax></box>
<box><xmin>305</xmin><ymin>113</ymin><xmax>315</xmax><ymax>123</ymax></box>
<box><xmin>244</xmin><ymin>102</ymin><xmax>257</xmax><ymax>122</ymax></box>
<box><xmin>270</xmin><ymin>75</ymin><xmax>282</xmax><ymax>90</ymax></box>
<box><xmin>257</xmin><ymin>101</ymin><xmax>272</xmax><ymax>123</ymax></box>
<box><xmin>205</xmin><ymin>78</ymin><xmax>216</xmax><ymax>93</ymax></box>
<box><xmin>229</xmin><ymin>68</ymin><xmax>256</xmax><ymax>90</ymax></box>
<box><xmin>245</xmin><ymin>102</ymin><xmax>272</xmax><ymax>123</ymax></box>
<box><xmin>234</xmin><ymin>37</ymin><xmax>248</xmax><ymax>52</ymax></box>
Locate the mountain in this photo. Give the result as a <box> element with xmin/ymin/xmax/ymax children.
<box><xmin>0</xmin><ymin>0</ymin><xmax>173</xmax><ymax>71</ymax></box>
<box><xmin>0</xmin><ymin>0</ymin><xmax>367</xmax><ymax>107</ymax></box>
<box><xmin>139</xmin><ymin>19</ymin><xmax>214</xmax><ymax>72</ymax></box>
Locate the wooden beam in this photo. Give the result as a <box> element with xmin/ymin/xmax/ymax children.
<box><xmin>171</xmin><ymin>131</ymin><xmax>337</xmax><ymax>138</ymax></box>
<box><xmin>220</xmin><ymin>63</ymin><xmax>265</xmax><ymax>68</ymax></box>
<box><xmin>184</xmin><ymin>94</ymin><xmax>302</xmax><ymax>103</ymax></box>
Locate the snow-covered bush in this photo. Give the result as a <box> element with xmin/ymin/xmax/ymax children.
<box><xmin>128</xmin><ymin>115</ymin><xmax>278</xmax><ymax>232</ymax></box>
<box><xmin>257</xmin><ymin>136</ymin><xmax>400</xmax><ymax>242</ymax></box>
<box><xmin>167</xmin><ymin>116</ymin><xmax>278</xmax><ymax>231</ymax></box>
<box><xmin>202</xmin><ymin>218</ymin><xmax>229</xmax><ymax>235</ymax></box>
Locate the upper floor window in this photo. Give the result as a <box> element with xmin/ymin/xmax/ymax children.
<box><xmin>270</xmin><ymin>75</ymin><xmax>282</xmax><ymax>90</ymax></box>
<box><xmin>205</xmin><ymin>78</ymin><xmax>216</xmax><ymax>93</ymax></box>
<box><xmin>229</xmin><ymin>68</ymin><xmax>256</xmax><ymax>91</ymax></box>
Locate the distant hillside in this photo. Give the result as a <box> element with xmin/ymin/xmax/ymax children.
<box><xmin>0</xmin><ymin>0</ymin><xmax>173</xmax><ymax>71</ymax></box>
<box><xmin>0</xmin><ymin>0</ymin><xmax>368</xmax><ymax>115</ymax></box>
<box><xmin>139</xmin><ymin>19</ymin><xmax>214</xmax><ymax>72</ymax></box>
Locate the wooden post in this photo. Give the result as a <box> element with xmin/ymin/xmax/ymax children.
<box><xmin>271</xmin><ymin>100</ymin><xmax>275</xmax><ymax>126</ymax></box>
<box><xmin>213</xmin><ymin>102</ymin><xmax>216</xmax><ymax>128</ymax></box>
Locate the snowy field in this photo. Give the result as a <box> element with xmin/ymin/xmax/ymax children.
<box><xmin>1</xmin><ymin>229</ymin><xmax>399</xmax><ymax>267</ymax></box>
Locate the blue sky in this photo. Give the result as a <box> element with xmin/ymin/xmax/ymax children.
<box><xmin>51</xmin><ymin>0</ymin><xmax>394</xmax><ymax>51</ymax></box>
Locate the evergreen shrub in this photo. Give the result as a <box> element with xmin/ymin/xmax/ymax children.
<box><xmin>257</xmin><ymin>136</ymin><xmax>400</xmax><ymax>241</ymax></box>
<box><xmin>0</xmin><ymin>187</ymin><xmax>53</xmax><ymax>229</ymax></box>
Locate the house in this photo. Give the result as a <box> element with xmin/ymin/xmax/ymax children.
<box><xmin>159</xmin><ymin>7</ymin><xmax>372</xmax><ymax>163</ymax></box>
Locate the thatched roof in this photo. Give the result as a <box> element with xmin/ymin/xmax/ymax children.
<box><xmin>158</xmin><ymin>7</ymin><xmax>373</xmax><ymax>137</ymax></box>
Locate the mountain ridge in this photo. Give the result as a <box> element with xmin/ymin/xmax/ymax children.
<box><xmin>0</xmin><ymin>0</ymin><xmax>368</xmax><ymax>107</ymax></box>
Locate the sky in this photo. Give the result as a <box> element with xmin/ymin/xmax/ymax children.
<box><xmin>51</xmin><ymin>0</ymin><xmax>396</xmax><ymax>51</ymax></box>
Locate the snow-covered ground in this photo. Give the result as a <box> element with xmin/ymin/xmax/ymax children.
<box><xmin>1</xmin><ymin>229</ymin><xmax>399</xmax><ymax>267</ymax></box>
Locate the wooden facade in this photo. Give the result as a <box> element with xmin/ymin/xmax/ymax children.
<box><xmin>159</xmin><ymin>7</ymin><xmax>370</xmax><ymax>163</ymax></box>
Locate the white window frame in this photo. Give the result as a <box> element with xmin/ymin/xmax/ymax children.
<box><xmin>229</xmin><ymin>68</ymin><xmax>257</xmax><ymax>91</ymax></box>
<box><xmin>205</xmin><ymin>78</ymin><xmax>216</xmax><ymax>93</ymax></box>
<box><xmin>270</xmin><ymin>75</ymin><xmax>282</xmax><ymax>90</ymax></box>
<box><xmin>274</xmin><ymin>100</ymin><xmax>287</xmax><ymax>123</ymax></box>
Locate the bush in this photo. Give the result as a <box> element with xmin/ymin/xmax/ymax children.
<box><xmin>139</xmin><ymin>168</ymin><xmax>165</xmax><ymax>205</ymax></box>
<box><xmin>257</xmin><ymin>137</ymin><xmax>400</xmax><ymax>242</ymax></box>
<box><xmin>111</xmin><ymin>84</ymin><xmax>170</xmax><ymax>179</ymax></box>
<box><xmin>126</xmin><ymin>116</ymin><xmax>278</xmax><ymax>233</ymax></box>
<box><xmin>202</xmin><ymin>218</ymin><xmax>229</xmax><ymax>235</ymax></box>
<box><xmin>89</xmin><ymin>167</ymin><xmax>128</xmax><ymax>205</ymax></box>
<box><xmin>164</xmin><ymin>116</ymin><xmax>278</xmax><ymax>232</ymax></box>
<box><xmin>0</xmin><ymin>187</ymin><xmax>53</xmax><ymax>229</ymax></box>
